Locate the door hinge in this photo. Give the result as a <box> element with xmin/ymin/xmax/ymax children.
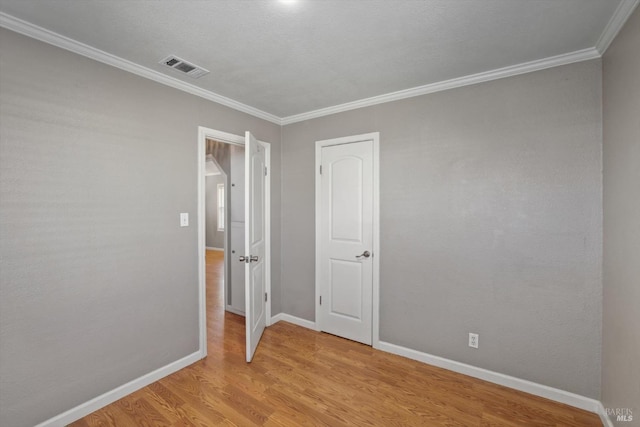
<box><xmin>265</xmin><ymin>292</ymin><xmax>268</xmax><ymax>302</ymax></box>
<box><xmin>319</xmin><ymin>295</ymin><xmax>322</xmax><ymax>305</ymax></box>
<box><xmin>265</xmin><ymin>166</ymin><xmax>268</xmax><ymax>176</ymax></box>
<box><xmin>319</xmin><ymin>165</ymin><xmax>322</xmax><ymax>175</ymax></box>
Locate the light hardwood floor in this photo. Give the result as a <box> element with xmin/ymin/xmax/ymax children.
<box><xmin>71</xmin><ymin>250</ymin><xmax>602</xmax><ymax>426</ymax></box>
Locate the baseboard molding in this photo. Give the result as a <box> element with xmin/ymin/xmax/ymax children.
<box><xmin>375</xmin><ymin>340</ymin><xmax>602</xmax><ymax>414</ymax></box>
<box><xmin>270</xmin><ymin>315</ymin><xmax>605</xmax><ymax>415</ymax></box>
<box><xmin>206</xmin><ymin>246</ymin><xmax>224</xmax><ymax>251</ymax></box>
<box><xmin>225</xmin><ymin>305</ymin><xmax>245</xmax><ymax>317</ymax></box>
<box><xmin>597</xmin><ymin>401</ymin><xmax>615</xmax><ymax>427</ymax></box>
<box><xmin>271</xmin><ymin>312</ymin><xmax>317</xmax><ymax>330</ymax></box>
<box><xmin>35</xmin><ymin>350</ymin><xmax>204</xmax><ymax>427</ymax></box>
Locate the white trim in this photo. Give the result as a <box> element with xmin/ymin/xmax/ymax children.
<box><xmin>206</xmin><ymin>246</ymin><xmax>224</xmax><ymax>251</ymax></box>
<box><xmin>0</xmin><ymin>10</ymin><xmax>615</xmax><ymax>128</ymax></box>
<box><xmin>271</xmin><ymin>313</ymin><xmax>317</xmax><ymax>330</ymax></box>
<box><xmin>197</xmin><ymin>126</ymin><xmax>272</xmax><ymax>356</ymax></box>
<box><xmin>281</xmin><ymin>48</ymin><xmax>599</xmax><ymax>124</ymax></box>
<box><xmin>35</xmin><ymin>351</ymin><xmax>202</xmax><ymax>427</ymax></box>
<box><xmin>3</xmin><ymin>9</ymin><xmax>632</xmax><ymax>126</ymax></box>
<box><xmin>597</xmin><ymin>401</ymin><xmax>615</xmax><ymax>427</ymax></box>
<box><xmin>595</xmin><ymin>0</ymin><xmax>640</xmax><ymax>55</ymax></box>
<box><xmin>315</xmin><ymin>143</ymin><xmax>323</xmax><ymax>333</ymax></box>
<box><xmin>268</xmin><ymin>311</ymin><xmax>607</xmax><ymax>416</ymax></box>
<box><xmin>372</xmin><ymin>134</ymin><xmax>380</xmax><ymax>348</ymax></box>
<box><xmin>197</xmin><ymin>127</ymin><xmax>208</xmax><ymax>358</ymax></box>
<box><xmin>375</xmin><ymin>340</ymin><xmax>602</xmax><ymax>414</ymax></box>
<box><xmin>315</xmin><ymin>132</ymin><xmax>381</xmax><ymax>343</ymax></box>
<box><xmin>0</xmin><ymin>12</ymin><xmax>280</xmax><ymax>125</ymax></box>
<box><xmin>225</xmin><ymin>305</ymin><xmax>245</xmax><ymax>317</ymax></box>
<box><xmin>272</xmin><ymin>312</ymin><xmax>609</xmax><ymax>416</ymax></box>
<box><xmin>264</xmin><ymin>140</ymin><xmax>272</xmax><ymax>326</ymax></box>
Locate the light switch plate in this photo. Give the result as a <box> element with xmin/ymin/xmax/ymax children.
<box><xmin>180</xmin><ymin>213</ymin><xmax>189</xmax><ymax>227</ymax></box>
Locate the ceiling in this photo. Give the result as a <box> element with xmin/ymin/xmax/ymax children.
<box><xmin>205</xmin><ymin>156</ymin><xmax>221</xmax><ymax>176</ymax></box>
<box><xmin>0</xmin><ymin>0</ymin><xmax>635</xmax><ymax>124</ymax></box>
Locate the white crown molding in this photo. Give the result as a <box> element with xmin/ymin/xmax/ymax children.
<box><xmin>280</xmin><ymin>47</ymin><xmax>600</xmax><ymax>125</ymax></box>
<box><xmin>0</xmin><ymin>12</ymin><xmax>282</xmax><ymax>125</ymax></box>
<box><xmin>595</xmin><ymin>0</ymin><xmax>640</xmax><ymax>55</ymax></box>
<box><xmin>3</xmin><ymin>2</ymin><xmax>636</xmax><ymax>127</ymax></box>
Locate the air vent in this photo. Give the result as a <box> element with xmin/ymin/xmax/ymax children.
<box><xmin>160</xmin><ymin>55</ymin><xmax>209</xmax><ymax>79</ymax></box>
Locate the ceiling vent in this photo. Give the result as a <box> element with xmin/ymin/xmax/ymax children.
<box><xmin>160</xmin><ymin>55</ymin><xmax>209</xmax><ymax>79</ymax></box>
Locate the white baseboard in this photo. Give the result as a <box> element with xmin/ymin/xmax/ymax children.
<box><xmin>597</xmin><ymin>401</ymin><xmax>615</xmax><ymax>427</ymax></box>
<box><xmin>206</xmin><ymin>246</ymin><xmax>224</xmax><ymax>251</ymax></box>
<box><xmin>225</xmin><ymin>305</ymin><xmax>245</xmax><ymax>316</ymax></box>
<box><xmin>270</xmin><ymin>314</ymin><xmax>605</xmax><ymax>416</ymax></box>
<box><xmin>31</xmin><ymin>311</ymin><xmax>609</xmax><ymax>426</ymax></box>
<box><xmin>35</xmin><ymin>350</ymin><xmax>204</xmax><ymax>427</ymax></box>
<box><xmin>375</xmin><ymin>340</ymin><xmax>602</xmax><ymax>414</ymax></box>
<box><xmin>271</xmin><ymin>313</ymin><xmax>317</xmax><ymax>330</ymax></box>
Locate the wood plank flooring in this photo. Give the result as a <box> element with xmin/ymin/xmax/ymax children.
<box><xmin>71</xmin><ymin>250</ymin><xmax>602</xmax><ymax>426</ymax></box>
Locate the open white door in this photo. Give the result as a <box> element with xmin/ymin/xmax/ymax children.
<box><xmin>244</xmin><ymin>131</ymin><xmax>267</xmax><ymax>362</ymax></box>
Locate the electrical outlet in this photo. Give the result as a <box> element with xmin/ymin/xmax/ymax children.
<box><xmin>469</xmin><ymin>333</ymin><xmax>479</xmax><ymax>349</ymax></box>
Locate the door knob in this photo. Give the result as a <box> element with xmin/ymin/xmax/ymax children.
<box><xmin>250</xmin><ymin>255</ymin><xmax>259</xmax><ymax>262</ymax></box>
<box><xmin>356</xmin><ymin>251</ymin><xmax>371</xmax><ymax>259</ymax></box>
<box><xmin>239</xmin><ymin>256</ymin><xmax>247</xmax><ymax>263</ymax></box>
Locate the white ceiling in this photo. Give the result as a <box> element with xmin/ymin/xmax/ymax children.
<box><xmin>0</xmin><ymin>0</ymin><xmax>634</xmax><ymax>123</ymax></box>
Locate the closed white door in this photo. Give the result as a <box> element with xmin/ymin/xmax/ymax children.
<box><xmin>318</xmin><ymin>138</ymin><xmax>374</xmax><ymax>345</ymax></box>
<box><xmin>244</xmin><ymin>131</ymin><xmax>266</xmax><ymax>362</ymax></box>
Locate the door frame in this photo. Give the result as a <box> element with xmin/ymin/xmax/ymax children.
<box><xmin>314</xmin><ymin>132</ymin><xmax>380</xmax><ymax>347</ymax></box>
<box><xmin>197</xmin><ymin>126</ymin><xmax>271</xmax><ymax>357</ymax></box>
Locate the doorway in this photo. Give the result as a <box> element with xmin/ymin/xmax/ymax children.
<box><xmin>315</xmin><ymin>132</ymin><xmax>380</xmax><ymax>346</ymax></box>
<box><xmin>197</xmin><ymin>127</ymin><xmax>271</xmax><ymax>361</ymax></box>
<box><xmin>205</xmin><ymin>140</ymin><xmax>246</xmax><ymax>316</ymax></box>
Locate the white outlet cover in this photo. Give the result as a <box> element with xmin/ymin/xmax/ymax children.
<box><xmin>469</xmin><ymin>333</ymin><xmax>479</xmax><ymax>349</ymax></box>
<box><xmin>180</xmin><ymin>213</ymin><xmax>189</xmax><ymax>227</ymax></box>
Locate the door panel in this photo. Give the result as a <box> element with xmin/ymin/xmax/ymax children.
<box><xmin>251</xmin><ymin>261</ymin><xmax>264</xmax><ymax>329</ymax></box>
<box><xmin>251</xmin><ymin>153</ymin><xmax>264</xmax><ymax>244</ymax></box>
<box><xmin>229</xmin><ymin>221</ymin><xmax>245</xmax><ymax>313</ymax></box>
<box><xmin>330</xmin><ymin>259</ymin><xmax>363</xmax><ymax>319</ymax></box>
<box><xmin>330</xmin><ymin>157</ymin><xmax>363</xmax><ymax>242</ymax></box>
<box><xmin>245</xmin><ymin>131</ymin><xmax>266</xmax><ymax>362</ymax></box>
<box><xmin>319</xmin><ymin>139</ymin><xmax>373</xmax><ymax>345</ymax></box>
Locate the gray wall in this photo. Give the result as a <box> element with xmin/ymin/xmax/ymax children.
<box><xmin>205</xmin><ymin>174</ymin><xmax>225</xmax><ymax>248</ymax></box>
<box><xmin>0</xmin><ymin>28</ymin><xmax>281</xmax><ymax>427</ymax></box>
<box><xmin>281</xmin><ymin>60</ymin><xmax>603</xmax><ymax>398</ymax></box>
<box><xmin>602</xmin><ymin>6</ymin><xmax>640</xmax><ymax>425</ymax></box>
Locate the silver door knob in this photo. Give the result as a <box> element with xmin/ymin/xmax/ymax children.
<box><xmin>356</xmin><ymin>251</ymin><xmax>371</xmax><ymax>259</ymax></box>
<box><xmin>250</xmin><ymin>255</ymin><xmax>259</xmax><ymax>262</ymax></box>
<box><xmin>239</xmin><ymin>256</ymin><xmax>247</xmax><ymax>263</ymax></box>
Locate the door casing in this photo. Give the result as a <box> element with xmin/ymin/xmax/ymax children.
<box><xmin>315</xmin><ymin>132</ymin><xmax>380</xmax><ymax>347</ymax></box>
<box><xmin>197</xmin><ymin>126</ymin><xmax>271</xmax><ymax>358</ymax></box>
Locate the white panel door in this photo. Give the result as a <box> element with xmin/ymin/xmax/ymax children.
<box><xmin>319</xmin><ymin>139</ymin><xmax>373</xmax><ymax>345</ymax></box>
<box><xmin>245</xmin><ymin>131</ymin><xmax>266</xmax><ymax>362</ymax></box>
